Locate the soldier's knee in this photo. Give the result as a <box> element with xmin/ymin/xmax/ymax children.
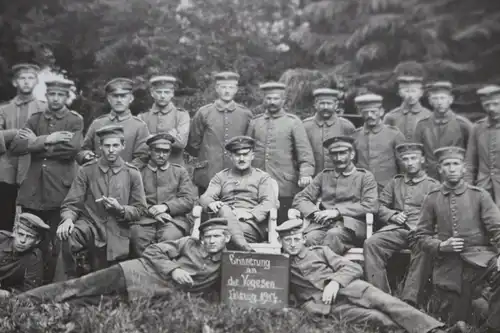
<box><xmin>363</xmin><ymin>235</ymin><xmax>382</xmax><ymax>253</ymax></box>
<box><xmin>304</xmin><ymin>230</ymin><xmax>325</xmax><ymax>246</ymax></box>
<box><xmin>363</xmin><ymin>310</ymin><xmax>398</xmax><ymax>328</ymax></box>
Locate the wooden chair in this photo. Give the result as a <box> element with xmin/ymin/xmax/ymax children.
<box><xmin>191</xmin><ymin>178</ymin><xmax>281</xmax><ymax>254</ymax></box>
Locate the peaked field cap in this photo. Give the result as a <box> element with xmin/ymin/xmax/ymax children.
<box><xmin>149</xmin><ymin>75</ymin><xmax>177</xmax><ymax>86</ymax></box>
<box><xmin>276</xmin><ymin>219</ymin><xmax>304</xmax><ymax>237</ymax></box>
<box><xmin>396</xmin><ymin>75</ymin><xmax>424</xmax><ymax>83</ymax></box>
<box><xmin>146</xmin><ymin>132</ymin><xmax>176</xmax><ymax>147</ymax></box>
<box><xmin>477</xmin><ymin>85</ymin><xmax>500</xmax><ymax>100</ymax></box>
<box><xmin>12</xmin><ymin>63</ymin><xmax>40</xmax><ymax>75</ymax></box>
<box><xmin>199</xmin><ymin>218</ymin><xmax>229</xmax><ymax>233</ymax></box>
<box><xmin>225</xmin><ymin>135</ymin><xmax>255</xmax><ymax>152</ymax></box>
<box><xmin>426</xmin><ymin>81</ymin><xmax>453</xmax><ymax>93</ymax></box>
<box><xmin>434</xmin><ymin>146</ymin><xmax>466</xmax><ymax>163</ymax></box>
<box><xmin>313</xmin><ymin>88</ymin><xmax>342</xmax><ymax>99</ymax></box>
<box><xmin>323</xmin><ymin>136</ymin><xmax>355</xmax><ymax>151</ymax></box>
<box><xmin>96</xmin><ymin>125</ymin><xmax>125</xmax><ymax>140</ymax></box>
<box><xmin>18</xmin><ymin>212</ymin><xmax>50</xmax><ymax>235</ymax></box>
<box><xmin>354</xmin><ymin>93</ymin><xmax>383</xmax><ymax>107</ymax></box>
<box><xmin>105</xmin><ymin>77</ymin><xmax>134</xmax><ymax>94</ymax></box>
<box><xmin>214</xmin><ymin>71</ymin><xmax>240</xmax><ymax>82</ymax></box>
<box><xmin>259</xmin><ymin>82</ymin><xmax>286</xmax><ymax>91</ymax></box>
<box><xmin>396</xmin><ymin>143</ymin><xmax>424</xmax><ymax>156</ymax></box>
<box><xmin>46</xmin><ymin>78</ymin><xmax>74</xmax><ymax>92</ymax></box>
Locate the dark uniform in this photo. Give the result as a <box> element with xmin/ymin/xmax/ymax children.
<box><xmin>0</xmin><ymin>213</ymin><xmax>49</xmax><ymax>292</ymax></box>
<box><xmin>364</xmin><ymin>143</ymin><xmax>439</xmax><ymax>305</ymax></box>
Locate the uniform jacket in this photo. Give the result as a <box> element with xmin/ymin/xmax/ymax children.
<box><xmin>378</xmin><ymin>172</ymin><xmax>439</xmax><ymax>231</ymax></box>
<box><xmin>60</xmin><ymin>157</ymin><xmax>147</xmax><ymax>261</ymax></box>
<box><xmin>353</xmin><ymin>123</ymin><xmax>405</xmax><ymax>189</ymax></box>
<box><xmin>303</xmin><ymin>113</ymin><xmax>355</xmax><ymax>175</ymax></box>
<box><xmin>136</xmin><ymin>162</ymin><xmax>197</xmax><ymax>233</ymax></box>
<box><xmin>414</xmin><ymin>181</ymin><xmax>500</xmax><ymax>293</ymax></box>
<box><xmin>247</xmin><ymin>109</ymin><xmax>315</xmax><ymax>197</ymax></box>
<box><xmin>0</xmin><ymin>96</ymin><xmax>46</xmax><ymax>185</ymax></box>
<box><xmin>465</xmin><ymin>117</ymin><xmax>500</xmax><ymax>206</ymax></box>
<box><xmin>0</xmin><ymin>231</ymin><xmax>43</xmax><ymax>291</ymax></box>
<box><xmin>187</xmin><ymin>100</ymin><xmax>253</xmax><ymax>189</ymax></box>
<box><xmin>383</xmin><ymin>103</ymin><xmax>432</xmax><ymax>141</ymax></box>
<box><xmin>12</xmin><ymin>107</ymin><xmax>83</xmax><ymax>210</ymax></box>
<box><xmin>76</xmin><ymin>110</ymin><xmax>150</xmax><ymax>164</ymax></box>
<box><xmin>138</xmin><ymin>103</ymin><xmax>190</xmax><ymax>165</ymax></box>
<box><xmin>119</xmin><ymin>237</ymin><xmax>221</xmax><ymax>299</ymax></box>
<box><xmin>292</xmin><ymin>165</ymin><xmax>378</xmax><ymax>238</ymax></box>
<box><xmin>414</xmin><ymin>111</ymin><xmax>472</xmax><ymax>179</ymax></box>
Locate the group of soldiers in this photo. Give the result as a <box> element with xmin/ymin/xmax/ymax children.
<box><xmin>1</xmin><ymin>61</ymin><xmax>500</xmax><ymax>333</ymax></box>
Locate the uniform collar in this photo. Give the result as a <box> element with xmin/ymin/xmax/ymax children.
<box><xmin>401</xmin><ymin>103</ymin><xmax>424</xmax><ymax>115</ymax></box>
<box><xmin>214</xmin><ymin>99</ymin><xmax>236</xmax><ymax>112</ymax></box>
<box><xmin>200</xmin><ymin>248</ymin><xmax>223</xmax><ymax>262</ymax></box>
<box><xmin>441</xmin><ymin>180</ymin><xmax>467</xmax><ymax>195</ymax></box>
<box><xmin>432</xmin><ymin>111</ymin><xmax>453</xmax><ymax>125</ymax></box>
<box><xmin>13</xmin><ymin>95</ymin><xmax>35</xmax><ymax>106</ymax></box>
<box><xmin>229</xmin><ymin>167</ymin><xmax>253</xmax><ymax>177</ymax></box>
<box><xmin>147</xmin><ymin>162</ymin><xmax>170</xmax><ymax>172</ymax></box>
<box><xmin>98</xmin><ymin>157</ymin><xmax>125</xmax><ymax>174</ymax></box>
<box><xmin>44</xmin><ymin>107</ymin><xmax>69</xmax><ymax>120</ymax></box>
<box><xmin>314</xmin><ymin>113</ymin><xmax>337</xmax><ymax>127</ymax></box>
<box><xmin>264</xmin><ymin>109</ymin><xmax>286</xmax><ymax>119</ymax></box>
<box><xmin>108</xmin><ymin>110</ymin><xmax>132</xmax><ymax>122</ymax></box>
<box><xmin>333</xmin><ymin>163</ymin><xmax>356</xmax><ymax>177</ymax></box>
<box><xmin>363</xmin><ymin>122</ymin><xmax>384</xmax><ymax>134</ymax></box>
<box><xmin>151</xmin><ymin>103</ymin><xmax>175</xmax><ymax>115</ymax></box>
<box><xmin>404</xmin><ymin>171</ymin><xmax>427</xmax><ymax>184</ymax></box>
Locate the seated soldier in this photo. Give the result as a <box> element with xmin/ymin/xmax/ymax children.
<box><xmin>199</xmin><ymin>136</ymin><xmax>276</xmax><ymax>251</ymax></box>
<box><xmin>0</xmin><ymin>213</ymin><xmax>49</xmax><ymax>293</ymax></box>
<box><xmin>277</xmin><ymin>219</ymin><xmax>467</xmax><ymax>333</ymax></box>
<box><xmin>292</xmin><ymin>136</ymin><xmax>378</xmax><ymax>255</ymax></box>
<box><xmin>130</xmin><ymin>133</ymin><xmax>197</xmax><ymax>256</ymax></box>
<box><xmin>54</xmin><ymin>125</ymin><xmax>147</xmax><ymax>281</ymax></box>
<box><xmin>14</xmin><ymin>218</ymin><xmax>231</xmax><ymax>303</ymax></box>
<box><xmin>364</xmin><ymin>143</ymin><xmax>439</xmax><ymax>306</ymax></box>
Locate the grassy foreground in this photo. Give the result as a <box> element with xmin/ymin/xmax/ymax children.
<box><xmin>0</xmin><ymin>292</ymin><xmax>392</xmax><ymax>333</ymax></box>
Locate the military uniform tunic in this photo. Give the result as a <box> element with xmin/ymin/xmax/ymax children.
<box><xmin>383</xmin><ymin>104</ymin><xmax>432</xmax><ymax>141</ymax></box>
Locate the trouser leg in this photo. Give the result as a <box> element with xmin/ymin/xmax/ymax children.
<box><xmin>277</xmin><ymin>196</ymin><xmax>293</xmax><ymax>225</ymax></box>
<box><xmin>239</xmin><ymin>221</ymin><xmax>263</xmax><ymax>243</ymax></box>
<box><xmin>364</xmin><ymin>229</ymin><xmax>407</xmax><ymax>294</ymax></box>
<box><xmin>217</xmin><ymin>206</ymin><xmax>253</xmax><ymax>251</ymax></box>
<box><xmin>157</xmin><ymin>222</ymin><xmax>185</xmax><ymax>242</ymax></box>
<box><xmin>129</xmin><ymin>224</ymin><xmax>157</xmax><ymax>257</ymax></box>
<box><xmin>0</xmin><ymin>182</ymin><xmax>18</xmax><ymax>231</ymax></box>
<box><xmin>323</xmin><ymin>225</ymin><xmax>357</xmax><ymax>255</ymax></box>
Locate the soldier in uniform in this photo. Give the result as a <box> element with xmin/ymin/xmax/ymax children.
<box><xmin>364</xmin><ymin>143</ymin><xmax>439</xmax><ymax>306</ymax></box>
<box><xmin>77</xmin><ymin>78</ymin><xmax>149</xmax><ymax>165</ymax></box>
<box><xmin>10</xmin><ymin>78</ymin><xmax>83</xmax><ymax>282</ymax></box>
<box><xmin>353</xmin><ymin>93</ymin><xmax>405</xmax><ymax>192</ymax></box>
<box><xmin>414</xmin><ymin>146</ymin><xmax>500</xmax><ymax>324</ymax></box>
<box><xmin>200</xmin><ymin>136</ymin><xmax>276</xmax><ymax>251</ymax></box>
<box><xmin>138</xmin><ymin>75</ymin><xmax>190</xmax><ymax>165</ymax></box>
<box><xmin>303</xmin><ymin>88</ymin><xmax>355</xmax><ymax>176</ymax></box>
<box><xmin>18</xmin><ymin>218</ymin><xmax>231</xmax><ymax>303</ymax></box>
<box><xmin>0</xmin><ymin>213</ymin><xmax>49</xmax><ymax>293</ymax></box>
<box><xmin>414</xmin><ymin>82</ymin><xmax>472</xmax><ymax>180</ymax></box>
<box><xmin>277</xmin><ymin>219</ymin><xmax>466</xmax><ymax>333</ymax></box>
<box><xmin>292</xmin><ymin>136</ymin><xmax>378</xmax><ymax>255</ymax></box>
<box><xmin>384</xmin><ymin>62</ymin><xmax>432</xmax><ymax>141</ymax></box>
<box><xmin>55</xmin><ymin>125</ymin><xmax>147</xmax><ymax>281</ymax></box>
<box><xmin>187</xmin><ymin>72</ymin><xmax>253</xmax><ymax>194</ymax></box>
<box><xmin>0</xmin><ymin>63</ymin><xmax>46</xmax><ymax>231</ymax></box>
<box><xmin>465</xmin><ymin>85</ymin><xmax>500</xmax><ymax>207</ymax></box>
<box><xmin>247</xmin><ymin>82</ymin><xmax>315</xmax><ymax>222</ymax></box>
<box><xmin>130</xmin><ymin>133</ymin><xmax>197</xmax><ymax>256</ymax></box>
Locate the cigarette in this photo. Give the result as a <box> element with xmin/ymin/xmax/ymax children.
<box><xmin>95</xmin><ymin>198</ymin><xmax>105</xmax><ymax>202</ymax></box>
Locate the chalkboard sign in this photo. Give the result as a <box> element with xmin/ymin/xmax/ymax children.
<box><xmin>220</xmin><ymin>251</ymin><xmax>290</xmax><ymax>309</ymax></box>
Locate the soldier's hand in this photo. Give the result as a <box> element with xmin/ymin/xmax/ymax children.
<box><xmin>298</xmin><ymin>176</ymin><xmax>313</xmax><ymax>188</ymax></box>
<box><xmin>18</xmin><ymin>128</ymin><xmax>36</xmax><ymax>140</ymax></box>
<box><xmin>390</xmin><ymin>212</ymin><xmax>407</xmax><ymax>225</ymax></box>
<box><xmin>322</xmin><ymin>280</ymin><xmax>340</xmax><ymax>305</ymax></box>
<box><xmin>208</xmin><ymin>201</ymin><xmax>224</xmax><ymax>213</ymax></box>
<box><xmin>171</xmin><ymin>268</ymin><xmax>194</xmax><ymax>285</ymax></box>
<box><xmin>102</xmin><ymin>196</ymin><xmax>123</xmax><ymax>213</ymax></box>
<box><xmin>57</xmin><ymin>219</ymin><xmax>75</xmax><ymax>240</ymax></box>
<box><xmin>149</xmin><ymin>204</ymin><xmax>168</xmax><ymax>216</ymax></box>
<box><xmin>314</xmin><ymin>209</ymin><xmax>340</xmax><ymax>224</ymax></box>
<box><xmin>155</xmin><ymin>212</ymin><xmax>173</xmax><ymax>223</ymax></box>
<box><xmin>46</xmin><ymin>131</ymin><xmax>74</xmax><ymax>144</ymax></box>
<box><xmin>0</xmin><ymin>289</ymin><xmax>11</xmax><ymax>299</ymax></box>
<box><xmin>439</xmin><ymin>237</ymin><xmax>465</xmax><ymax>253</ymax></box>
<box><xmin>82</xmin><ymin>151</ymin><xmax>97</xmax><ymax>163</ymax></box>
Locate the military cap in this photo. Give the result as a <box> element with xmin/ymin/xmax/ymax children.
<box><xmin>17</xmin><ymin>212</ymin><xmax>49</xmax><ymax>235</ymax></box>
<box><xmin>146</xmin><ymin>132</ymin><xmax>175</xmax><ymax>149</ymax></box>
<box><xmin>214</xmin><ymin>71</ymin><xmax>240</xmax><ymax>83</ymax></box>
<box><xmin>477</xmin><ymin>85</ymin><xmax>500</xmax><ymax>101</ymax></box>
<box><xmin>396</xmin><ymin>76</ymin><xmax>424</xmax><ymax>84</ymax></box>
<box><xmin>259</xmin><ymin>82</ymin><xmax>286</xmax><ymax>93</ymax></box>
<box><xmin>323</xmin><ymin>136</ymin><xmax>355</xmax><ymax>152</ymax></box>
<box><xmin>104</xmin><ymin>77</ymin><xmax>134</xmax><ymax>94</ymax></box>
<box><xmin>313</xmin><ymin>88</ymin><xmax>342</xmax><ymax>100</ymax></box>
<box><xmin>46</xmin><ymin>78</ymin><xmax>74</xmax><ymax>92</ymax></box>
<box><xmin>225</xmin><ymin>135</ymin><xmax>255</xmax><ymax>152</ymax></box>
<box><xmin>12</xmin><ymin>63</ymin><xmax>40</xmax><ymax>76</ymax></box>
<box><xmin>149</xmin><ymin>75</ymin><xmax>176</xmax><ymax>88</ymax></box>
<box><xmin>396</xmin><ymin>142</ymin><xmax>424</xmax><ymax>156</ymax></box>
<box><xmin>96</xmin><ymin>125</ymin><xmax>125</xmax><ymax>141</ymax></box>
<box><xmin>276</xmin><ymin>219</ymin><xmax>304</xmax><ymax>237</ymax></box>
<box><xmin>434</xmin><ymin>146</ymin><xmax>466</xmax><ymax>163</ymax></box>
<box><xmin>199</xmin><ymin>217</ymin><xmax>229</xmax><ymax>234</ymax></box>
<box><xmin>393</xmin><ymin>61</ymin><xmax>425</xmax><ymax>83</ymax></box>
<box><xmin>426</xmin><ymin>81</ymin><xmax>453</xmax><ymax>93</ymax></box>
<box><xmin>354</xmin><ymin>93</ymin><xmax>383</xmax><ymax>110</ymax></box>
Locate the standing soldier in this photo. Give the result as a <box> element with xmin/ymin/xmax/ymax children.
<box><xmin>0</xmin><ymin>64</ymin><xmax>46</xmax><ymax>231</ymax></box>
<box><xmin>414</xmin><ymin>81</ymin><xmax>472</xmax><ymax>180</ymax></box>
<box><xmin>77</xmin><ymin>78</ymin><xmax>149</xmax><ymax>165</ymax></box>
<box><xmin>304</xmin><ymin>88</ymin><xmax>355</xmax><ymax>176</ymax></box>
<box><xmin>352</xmin><ymin>93</ymin><xmax>405</xmax><ymax>191</ymax></box>
<box><xmin>465</xmin><ymin>85</ymin><xmax>500</xmax><ymax>207</ymax></box>
<box><xmin>11</xmin><ymin>78</ymin><xmax>83</xmax><ymax>282</ymax></box>
<box><xmin>384</xmin><ymin>62</ymin><xmax>432</xmax><ymax>141</ymax></box>
<box><xmin>55</xmin><ymin>125</ymin><xmax>147</xmax><ymax>280</ymax></box>
<box><xmin>247</xmin><ymin>82</ymin><xmax>315</xmax><ymax>222</ymax></box>
<box><xmin>187</xmin><ymin>72</ymin><xmax>253</xmax><ymax>194</ymax></box>
<box><xmin>138</xmin><ymin>75</ymin><xmax>190</xmax><ymax>165</ymax></box>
